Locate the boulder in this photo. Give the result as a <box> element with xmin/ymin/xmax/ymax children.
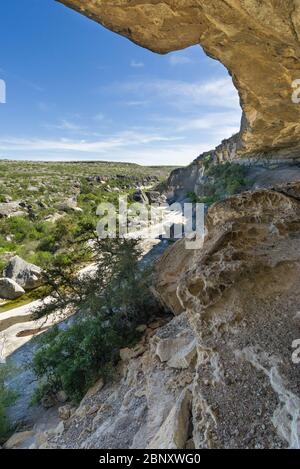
<box><xmin>56</xmin><ymin>390</ymin><xmax>68</xmax><ymax>403</ymax></box>
<box><xmin>57</xmin><ymin>198</ymin><xmax>83</xmax><ymax>213</ymax></box>
<box><xmin>156</xmin><ymin>336</ymin><xmax>197</xmax><ymax>369</ymax></box>
<box><xmin>0</xmin><ymin>202</ymin><xmax>23</xmax><ymax>218</ymax></box>
<box><xmin>0</xmin><ymin>278</ymin><xmax>25</xmax><ymax>300</ymax></box>
<box><xmin>4</xmin><ymin>256</ymin><xmax>43</xmax><ymax>291</ymax></box>
<box><xmin>58</xmin><ymin>405</ymin><xmax>72</xmax><ymax>421</ymax></box>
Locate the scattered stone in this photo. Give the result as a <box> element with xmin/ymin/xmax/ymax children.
<box><xmin>135</xmin><ymin>324</ymin><xmax>147</xmax><ymax>333</ymax></box>
<box><xmin>120</xmin><ymin>343</ymin><xmax>146</xmax><ymax>362</ymax></box>
<box><xmin>0</xmin><ymin>202</ymin><xmax>23</xmax><ymax>218</ymax></box>
<box><xmin>58</xmin><ymin>405</ymin><xmax>72</xmax><ymax>421</ymax></box>
<box><xmin>56</xmin><ymin>390</ymin><xmax>68</xmax><ymax>403</ymax></box>
<box><xmin>57</xmin><ymin>198</ymin><xmax>83</xmax><ymax>213</ymax></box>
<box><xmin>156</xmin><ymin>336</ymin><xmax>197</xmax><ymax>369</ymax></box>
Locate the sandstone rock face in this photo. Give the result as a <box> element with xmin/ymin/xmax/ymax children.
<box><xmin>24</xmin><ymin>314</ymin><xmax>196</xmax><ymax>449</ymax></box>
<box><xmin>155</xmin><ymin>182</ymin><xmax>300</xmax><ymax>448</ymax></box>
<box><xmin>59</xmin><ymin>0</ymin><xmax>300</xmax><ymax>159</ymax></box>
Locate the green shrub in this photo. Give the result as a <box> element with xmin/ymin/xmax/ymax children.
<box><xmin>187</xmin><ymin>162</ymin><xmax>248</xmax><ymax>206</ymax></box>
<box><xmin>187</xmin><ymin>192</ymin><xmax>199</xmax><ymax>203</ymax></box>
<box><xmin>31</xmin><ymin>237</ymin><xmax>160</xmax><ymax>404</ymax></box>
<box><xmin>0</xmin><ymin>364</ymin><xmax>18</xmax><ymax>444</ymax></box>
<box><xmin>206</xmin><ymin>161</ymin><xmax>247</xmax><ymax>196</ymax></box>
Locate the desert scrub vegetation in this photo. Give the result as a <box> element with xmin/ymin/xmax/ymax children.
<box><xmin>188</xmin><ymin>161</ymin><xmax>248</xmax><ymax>205</ymax></box>
<box><xmin>31</xmin><ymin>235</ymin><xmax>162</xmax><ymax>404</ymax></box>
<box><xmin>0</xmin><ymin>364</ymin><xmax>17</xmax><ymax>444</ymax></box>
<box><xmin>0</xmin><ymin>160</ymin><xmax>174</xmax><ymax>278</ymax></box>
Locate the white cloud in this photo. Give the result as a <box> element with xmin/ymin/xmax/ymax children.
<box><xmin>168</xmin><ymin>55</ymin><xmax>193</xmax><ymax>66</ymax></box>
<box><xmin>0</xmin><ymin>131</ymin><xmax>182</xmax><ymax>154</ymax></box>
<box><xmin>94</xmin><ymin>113</ymin><xmax>105</xmax><ymax>121</ymax></box>
<box><xmin>122</xmin><ymin>100</ymin><xmax>149</xmax><ymax>107</ymax></box>
<box><xmin>44</xmin><ymin>119</ymin><xmax>84</xmax><ymax>132</ymax></box>
<box><xmin>103</xmin><ymin>77</ymin><xmax>240</xmax><ymax>110</ymax></box>
<box><xmin>0</xmin><ymin>139</ymin><xmax>214</xmax><ymax>166</ymax></box>
<box><xmin>175</xmin><ymin>111</ymin><xmax>241</xmax><ymax>132</ymax></box>
<box><xmin>130</xmin><ymin>60</ymin><xmax>145</xmax><ymax>68</ymax></box>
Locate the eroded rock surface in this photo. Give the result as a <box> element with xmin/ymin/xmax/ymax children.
<box><xmin>25</xmin><ymin>314</ymin><xmax>196</xmax><ymax>449</ymax></box>
<box><xmin>59</xmin><ymin>0</ymin><xmax>300</xmax><ymax>159</ymax></box>
<box><xmin>156</xmin><ymin>182</ymin><xmax>300</xmax><ymax>448</ymax></box>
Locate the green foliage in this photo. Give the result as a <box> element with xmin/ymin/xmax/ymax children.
<box><xmin>0</xmin><ymin>160</ymin><xmax>175</xmax><ymax>275</ymax></box>
<box><xmin>202</xmin><ymin>154</ymin><xmax>213</xmax><ymax>171</ymax></box>
<box><xmin>187</xmin><ymin>192</ymin><xmax>199</xmax><ymax>204</ymax></box>
<box><xmin>31</xmin><ymin>237</ymin><xmax>160</xmax><ymax>404</ymax></box>
<box><xmin>206</xmin><ymin>161</ymin><xmax>248</xmax><ymax>196</ymax></box>
<box><xmin>0</xmin><ymin>364</ymin><xmax>18</xmax><ymax>443</ymax></box>
<box><xmin>187</xmin><ymin>162</ymin><xmax>248</xmax><ymax>206</ymax></box>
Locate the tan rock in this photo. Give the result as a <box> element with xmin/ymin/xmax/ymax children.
<box><xmin>135</xmin><ymin>324</ymin><xmax>147</xmax><ymax>333</ymax></box>
<box><xmin>154</xmin><ymin>240</ymin><xmax>195</xmax><ymax>315</ymax></box>
<box><xmin>74</xmin><ymin>404</ymin><xmax>89</xmax><ymax>420</ymax></box>
<box><xmin>120</xmin><ymin>343</ymin><xmax>146</xmax><ymax>361</ymax></box>
<box><xmin>148</xmin><ymin>389</ymin><xmax>192</xmax><ymax>449</ymax></box>
<box><xmin>58</xmin><ymin>404</ymin><xmax>72</xmax><ymax>421</ymax></box>
<box><xmin>81</xmin><ymin>378</ymin><xmax>104</xmax><ymax>403</ymax></box>
<box><xmin>156</xmin><ymin>336</ymin><xmax>197</xmax><ymax>369</ymax></box>
<box><xmin>4</xmin><ymin>431</ymin><xmax>34</xmax><ymax>449</ymax></box>
<box><xmin>86</xmin><ymin>404</ymin><xmax>100</xmax><ymax>416</ymax></box>
<box><xmin>35</xmin><ymin>432</ymin><xmax>49</xmax><ymax>448</ymax></box>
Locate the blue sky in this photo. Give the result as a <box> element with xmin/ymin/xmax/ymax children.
<box><xmin>0</xmin><ymin>0</ymin><xmax>241</xmax><ymax>166</ymax></box>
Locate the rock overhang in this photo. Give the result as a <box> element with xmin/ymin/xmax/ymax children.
<box><xmin>57</xmin><ymin>0</ymin><xmax>300</xmax><ymax>160</ymax></box>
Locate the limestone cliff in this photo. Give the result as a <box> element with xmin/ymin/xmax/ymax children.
<box><xmin>58</xmin><ymin>0</ymin><xmax>300</xmax><ymax>160</ymax></box>
<box><xmin>155</xmin><ymin>182</ymin><xmax>300</xmax><ymax>448</ymax></box>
